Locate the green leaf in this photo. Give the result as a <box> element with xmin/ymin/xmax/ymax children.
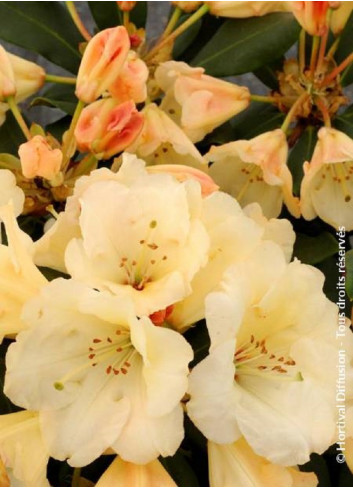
<box><xmin>0</xmin><ymin>112</ymin><xmax>25</xmax><ymax>155</ymax></box>
<box><xmin>38</xmin><ymin>267</ymin><xmax>70</xmax><ymax>281</ymax></box>
<box><xmin>173</xmin><ymin>15</ymin><xmax>202</xmax><ymax>59</ymax></box>
<box><xmin>0</xmin><ymin>2</ymin><xmax>83</xmax><ymax>73</ymax></box>
<box><xmin>191</xmin><ymin>13</ymin><xmax>300</xmax><ymax>76</ymax></box>
<box><xmin>293</xmin><ymin>232</ymin><xmax>338</xmax><ymax>265</ymax></box>
<box><xmin>88</xmin><ymin>2</ymin><xmax>147</xmax><ymax>30</ymax></box>
<box><xmin>335</xmin><ymin>10</ymin><xmax>353</xmax><ymax>86</ymax></box>
<box><xmin>178</xmin><ymin>15</ymin><xmax>224</xmax><ymax>63</ymax></box>
<box><xmin>346</xmin><ymin>249</ymin><xmax>353</xmax><ymax>300</ymax></box>
<box><xmin>253</xmin><ymin>57</ymin><xmax>284</xmax><ymax>90</ymax></box>
<box><xmin>230</xmin><ymin>101</ymin><xmax>284</xmax><ymax>139</ymax></box>
<box><xmin>288</xmin><ymin>126</ymin><xmax>317</xmax><ymax>195</ymax></box>
<box><xmin>333</xmin><ymin>104</ymin><xmax>353</xmax><ymax>137</ymax></box>
<box><xmin>30</xmin><ymin>84</ymin><xmax>77</xmax><ymax>115</ymax></box>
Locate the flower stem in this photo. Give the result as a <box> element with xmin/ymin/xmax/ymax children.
<box><xmin>66</xmin><ymin>1</ymin><xmax>92</xmax><ymax>41</ymax></box>
<box><xmin>162</xmin><ymin>6</ymin><xmax>182</xmax><ymax>38</ymax></box>
<box><xmin>310</xmin><ymin>35</ymin><xmax>320</xmax><ymax>77</ymax></box>
<box><xmin>322</xmin><ymin>52</ymin><xmax>353</xmax><ymax>85</ymax></box>
<box><xmin>123</xmin><ymin>10</ymin><xmax>129</xmax><ymax>28</ymax></box>
<box><xmin>316</xmin><ymin>97</ymin><xmax>331</xmax><ymax>127</ymax></box>
<box><xmin>61</xmin><ymin>99</ymin><xmax>85</xmax><ymax>172</ymax></box>
<box><xmin>250</xmin><ymin>94</ymin><xmax>277</xmax><ymax>104</ymax></box>
<box><xmin>5</xmin><ymin>96</ymin><xmax>31</xmax><ymax>140</ymax></box>
<box><xmin>299</xmin><ymin>29</ymin><xmax>306</xmax><ymax>73</ymax></box>
<box><xmin>327</xmin><ymin>36</ymin><xmax>341</xmax><ymax>58</ymax></box>
<box><xmin>281</xmin><ymin>92</ymin><xmax>310</xmax><ymax>134</ymax></box>
<box><xmin>45</xmin><ymin>74</ymin><xmax>77</xmax><ymax>85</ymax></box>
<box><xmin>316</xmin><ymin>30</ymin><xmax>329</xmax><ymax>73</ymax></box>
<box><xmin>145</xmin><ymin>3</ymin><xmax>209</xmax><ymax>61</ymax></box>
<box><xmin>71</xmin><ymin>468</ymin><xmax>81</xmax><ymax>487</ymax></box>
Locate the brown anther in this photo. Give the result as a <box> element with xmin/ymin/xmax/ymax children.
<box><xmin>121</xmin><ymin>368</ymin><xmax>128</xmax><ymax>375</ymax></box>
<box><xmin>140</xmin><ymin>240</ymin><xmax>145</xmax><ymax>244</ymax></box>
<box><xmin>151</xmin><ymin>260</ymin><xmax>156</xmax><ymax>264</ymax></box>
<box><xmin>148</xmin><ymin>243</ymin><xmax>158</xmax><ymax>250</ymax></box>
<box><xmin>258</xmin><ymin>366</ymin><xmax>267</xmax><ymax>370</ymax></box>
<box><xmin>250</xmin><ymin>335</ymin><xmax>255</xmax><ymax>343</ymax></box>
<box><xmin>106</xmin><ymin>366</ymin><xmax>112</xmax><ymax>374</ymax></box>
<box><xmin>107</xmin><ymin>337</ymin><xmax>112</xmax><ymax>343</ymax></box>
<box><xmin>124</xmin><ymin>361</ymin><xmax>131</xmax><ymax>367</ymax></box>
<box><xmin>278</xmin><ymin>357</ymin><xmax>284</xmax><ymax>362</ymax></box>
<box><xmin>113</xmin><ymin>369</ymin><xmax>119</xmax><ymax>375</ymax></box>
<box><xmin>93</xmin><ymin>338</ymin><xmax>102</xmax><ymax>343</ymax></box>
<box><xmin>88</xmin><ymin>354</ymin><xmax>95</xmax><ymax>359</ymax></box>
<box><xmin>116</xmin><ymin>347</ymin><xmax>122</xmax><ymax>352</ymax></box>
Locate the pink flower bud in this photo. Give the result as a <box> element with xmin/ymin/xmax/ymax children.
<box><xmin>0</xmin><ymin>45</ymin><xmax>16</xmax><ymax>101</ymax></box>
<box><xmin>19</xmin><ymin>135</ymin><xmax>63</xmax><ymax>181</ymax></box>
<box><xmin>147</xmin><ymin>165</ymin><xmax>219</xmax><ymax>197</ymax></box>
<box><xmin>76</xmin><ymin>26</ymin><xmax>130</xmax><ymax>104</ymax></box>
<box><xmin>75</xmin><ymin>98</ymin><xmax>144</xmax><ymax>159</ymax></box>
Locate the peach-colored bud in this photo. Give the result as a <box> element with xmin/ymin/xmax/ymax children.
<box><xmin>76</xmin><ymin>26</ymin><xmax>130</xmax><ymax>104</ymax></box>
<box><xmin>0</xmin><ymin>45</ymin><xmax>16</xmax><ymax>101</ymax></box>
<box><xmin>289</xmin><ymin>1</ymin><xmax>330</xmax><ymax>36</ymax></box>
<box><xmin>147</xmin><ymin>164</ymin><xmax>219</xmax><ymax>197</ymax></box>
<box><xmin>117</xmin><ymin>1</ymin><xmax>136</xmax><ymax>11</ymax></box>
<box><xmin>206</xmin><ymin>1</ymin><xmax>288</xmax><ymax>17</ymax></box>
<box><xmin>8</xmin><ymin>53</ymin><xmax>45</xmax><ymax>101</ymax></box>
<box><xmin>19</xmin><ymin>135</ymin><xmax>63</xmax><ymax>181</ymax></box>
<box><xmin>172</xmin><ymin>1</ymin><xmax>202</xmax><ymax>12</ymax></box>
<box><xmin>108</xmin><ymin>51</ymin><xmax>148</xmax><ymax>104</ymax></box>
<box><xmin>75</xmin><ymin>98</ymin><xmax>144</xmax><ymax>159</ymax></box>
<box><xmin>155</xmin><ymin>60</ymin><xmax>250</xmax><ymax>143</ymax></box>
<box><xmin>331</xmin><ymin>2</ymin><xmax>353</xmax><ymax>34</ymax></box>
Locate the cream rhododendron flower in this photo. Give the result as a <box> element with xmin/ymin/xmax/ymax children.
<box><xmin>35</xmin><ymin>155</ymin><xmax>209</xmax><ymax>318</ymax></box>
<box><xmin>19</xmin><ymin>135</ymin><xmax>63</xmax><ymax>182</ymax></box>
<box><xmin>0</xmin><ymin>169</ymin><xmax>24</xmax><ymax>217</ymax></box>
<box><xmin>187</xmin><ymin>242</ymin><xmax>345</xmax><ymax>465</ymax></box>
<box><xmin>124</xmin><ymin>103</ymin><xmax>206</xmax><ymax>170</ymax></box>
<box><xmin>243</xmin><ymin>202</ymin><xmax>295</xmax><ymax>262</ymax></box>
<box><xmin>206</xmin><ymin>129</ymin><xmax>300</xmax><ymax>218</ymax></box>
<box><xmin>155</xmin><ymin>61</ymin><xmax>250</xmax><ymax>143</ymax></box>
<box><xmin>5</xmin><ymin>279</ymin><xmax>193</xmax><ymax>466</ymax></box>
<box><xmin>76</xmin><ymin>26</ymin><xmax>130</xmax><ymax>103</ymax></box>
<box><xmin>168</xmin><ymin>194</ymin><xmax>295</xmax><ymax>331</ymax></box>
<box><xmin>109</xmin><ymin>50</ymin><xmax>148</xmax><ymax>104</ymax></box>
<box><xmin>300</xmin><ymin>127</ymin><xmax>353</xmax><ymax>230</ymax></box>
<box><xmin>0</xmin><ymin>411</ymin><xmax>49</xmax><ymax>487</ymax></box>
<box><xmin>96</xmin><ymin>456</ymin><xmax>176</xmax><ymax>486</ymax></box>
<box><xmin>206</xmin><ymin>1</ymin><xmax>288</xmax><ymax>18</ymax></box>
<box><xmin>208</xmin><ymin>439</ymin><xmax>318</xmax><ymax>487</ymax></box>
<box><xmin>0</xmin><ymin>203</ymin><xmax>46</xmax><ymax>341</ymax></box>
<box><xmin>64</xmin><ymin>157</ymin><xmax>209</xmax><ymax>316</ymax></box>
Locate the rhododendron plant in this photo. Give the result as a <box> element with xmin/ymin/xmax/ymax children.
<box><xmin>0</xmin><ymin>1</ymin><xmax>352</xmax><ymax>487</ymax></box>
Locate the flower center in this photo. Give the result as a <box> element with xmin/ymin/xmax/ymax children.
<box><xmin>53</xmin><ymin>328</ymin><xmax>136</xmax><ymax>390</ymax></box>
<box><xmin>233</xmin><ymin>335</ymin><xmax>302</xmax><ymax>382</ymax></box>
<box><xmin>237</xmin><ymin>164</ymin><xmax>264</xmax><ymax>202</ymax></box>
<box><xmin>116</xmin><ymin>219</ymin><xmax>169</xmax><ymax>290</ymax></box>
<box><xmin>315</xmin><ymin>162</ymin><xmax>353</xmax><ymax>202</ymax></box>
